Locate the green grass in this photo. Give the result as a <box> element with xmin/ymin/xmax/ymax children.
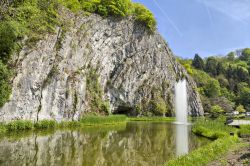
<box><xmin>128</xmin><ymin>117</ymin><xmax>175</xmax><ymax>122</ymax></box>
<box><xmin>80</xmin><ymin>115</ymin><xmax>127</xmax><ymax>126</ymax></box>
<box><xmin>34</xmin><ymin>120</ymin><xmax>57</xmax><ymax>129</ymax></box>
<box><xmin>192</xmin><ymin>118</ymin><xmax>237</xmax><ymax>139</ymax></box>
<box><xmin>6</xmin><ymin>120</ymin><xmax>33</xmax><ymax>131</ymax></box>
<box><xmin>239</xmin><ymin>125</ymin><xmax>250</xmax><ymax>137</ymax></box>
<box><xmin>0</xmin><ymin>115</ymin><xmax>128</xmax><ymax>134</ymax></box>
<box><xmin>166</xmin><ymin>136</ymin><xmax>239</xmax><ymax>166</ymax></box>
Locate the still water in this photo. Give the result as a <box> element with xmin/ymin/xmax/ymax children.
<box><xmin>0</xmin><ymin>122</ymin><xmax>210</xmax><ymax>166</ymax></box>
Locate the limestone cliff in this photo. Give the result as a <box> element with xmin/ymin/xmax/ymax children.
<box><xmin>0</xmin><ymin>10</ymin><xmax>203</xmax><ymax>122</ymax></box>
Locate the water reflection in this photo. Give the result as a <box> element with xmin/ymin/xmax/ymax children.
<box><xmin>0</xmin><ymin>122</ymin><xmax>210</xmax><ymax>166</ymax></box>
<box><xmin>176</xmin><ymin>124</ymin><xmax>189</xmax><ymax>156</ymax></box>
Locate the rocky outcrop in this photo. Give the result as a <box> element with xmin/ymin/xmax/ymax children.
<box><xmin>0</xmin><ymin>10</ymin><xmax>203</xmax><ymax>122</ymax></box>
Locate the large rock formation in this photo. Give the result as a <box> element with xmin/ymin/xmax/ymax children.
<box><xmin>0</xmin><ymin>10</ymin><xmax>203</xmax><ymax>122</ymax></box>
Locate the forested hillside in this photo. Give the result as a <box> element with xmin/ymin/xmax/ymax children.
<box><xmin>179</xmin><ymin>49</ymin><xmax>250</xmax><ymax>116</ymax></box>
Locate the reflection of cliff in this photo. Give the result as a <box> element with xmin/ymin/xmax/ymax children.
<box><xmin>0</xmin><ymin>123</ymin><xmax>210</xmax><ymax>166</ymax></box>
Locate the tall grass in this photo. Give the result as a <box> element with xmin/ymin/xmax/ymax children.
<box><xmin>80</xmin><ymin>115</ymin><xmax>127</xmax><ymax>126</ymax></box>
<box><xmin>0</xmin><ymin>115</ymin><xmax>128</xmax><ymax>134</ymax></box>
<box><xmin>166</xmin><ymin>136</ymin><xmax>239</xmax><ymax>166</ymax></box>
<box><xmin>239</xmin><ymin>125</ymin><xmax>250</xmax><ymax>137</ymax></box>
<box><xmin>128</xmin><ymin>117</ymin><xmax>175</xmax><ymax>122</ymax></box>
<box><xmin>6</xmin><ymin>120</ymin><xmax>33</xmax><ymax>131</ymax></box>
<box><xmin>192</xmin><ymin>119</ymin><xmax>237</xmax><ymax>139</ymax></box>
<box><xmin>34</xmin><ymin>120</ymin><xmax>57</xmax><ymax>129</ymax></box>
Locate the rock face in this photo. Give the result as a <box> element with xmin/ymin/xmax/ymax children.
<box><xmin>0</xmin><ymin>11</ymin><xmax>203</xmax><ymax>122</ymax></box>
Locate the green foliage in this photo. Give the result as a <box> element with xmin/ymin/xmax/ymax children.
<box><xmin>133</xmin><ymin>3</ymin><xmax>156</xmax><ymax>32</ymax></box>
<box><xmin>210</xmin><ymin>105</ymin><xmax>225</xmax><ymax>114</ymax></box>
<box><xmin>227</xmin><ymin>52</ymin><xmax>235</xmax><ymax>61</ymax></box>
<box><xmin>239</xmin><ymin>125</ymin><xmax>250</xmax><ymax>136</ymax></box>
<box><xmin>100</xmin><ymin>0</ymin><xmax>131</xmax><ymax>17</ymax></box>
<box><xmin>192</xmin><ymin>54</ymin><xmax>204</xmax><ymax>70</ymax></box>
<box><xmin>166</xmin><ymin>136</ymin><xmax>239</xmax><ymax>166</ymax></box>
<box><xmin>6</xmin><ymin>120</ymin><xmax>33</xmax><ymax>131</ymax></box>
<box><xmin>240</xmin><ymin>48</ymin><xmax>250</xmax><ymax>61</ymax></box>
<box><xmin>0</xmin><ymin>21</ymin><xmax>25</xmax><ymax>62</ymax></box>
<box><xmin>177</xmin><ymin>58</ymin><xmax>193</xmax><ymax>74</ymax></box>
<box><xmin>205</xmin><ymin>57</ymin><xmax>219</xmax><ymax>76</ymax></box>
<box><xmin>86</xmin><ymin>69</ymin><xmax>110</xmax><ymax>114</ymax></box>
<box><xmin>0</xmin><ymin>124</ymin><xmax>7</xmax><ymax>134</ymax></box>
<box><xmin>237</xmin><ymin>86</ymin><xmax>250</xmax><ymax>111</ymax></box>
<box><xmin>192</xmin><ymin>119</ymin><xmax>235</xmax><ymax>139</ymax></box>
<box><xmin>80</xmin><ymin>115</ymin><xmax>127</xmax><ymax>125</ymax></box>
<box><xmin>128</xmin><ymin>117</ymin><xmax>175</xmax><ymax>122</ymax></box>
<box><xmin>0</xmin><ymin>61</ymin><xmax>12</xmax><ymax>107</ymax></box>
<box><xmin>236</xmin><ymin>105</ymin><xmax>246</xmax><ymax>113</ymax></box>
<box><xmin>34</xmin><ymin>120</ymin><xmax>57</xmax><ymax>129</ymax></box>
<box><xmin>58</xmin><ymin>0</ymin><xmax>81</xmax><ymax>12</ymax></box>
<box><xmin>150</xmin><ymin>96</ymin><xmax>168</xmax><ymax>116</ymax></box>
<box><xmin>179</xmin><ymin>49</ymin><xmax>250</xmax><ymax>113</ymax></box>
<box><xmin>80</xmin><ymin>0</ymin><xmax>99</xmax><ymax>13</ymax></box>
<box><xmin>210</xmin><ymin>105</ymin><xmax>225</xmax><ymax>118</ymax></box>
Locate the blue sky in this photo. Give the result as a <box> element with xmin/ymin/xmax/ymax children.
<box><xmin>133</xmin><ymin>0</ymin><xmax>250</xmax><ymax>58</ymax></box>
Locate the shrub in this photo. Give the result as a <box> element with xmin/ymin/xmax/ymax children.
<box><xmin>81</xmin><ymin>0</ymin><xmax>99</xmax><ymax>13</ymax></box>
<box><xmin>0</xmin><ymin>21</ymin><xmax>25</xmax><ymax>62</ymax></box>
<box><xmin>133</xmin><ymin>3</ymin><xmax>156</xmax><ymax>32</ymax></box>
<box><xmin>0</xmin><ymin>61</ymin><xmax>12</xmax><ymax>107</ymax></box>
<box><xmin>210</xmin><ymin>105</ymin><xmax>225</xmax><ymax>118</ymax></box>
<box><xmin>34</xmin><ymin>120</ymin><xmax>56</xmax><ymax>129</ymax></box>
<box><xmin>0</xmin><ymin>124</ymin><xmax>7</xmax><ymax>134</ymax></box>
<box><xmin>150</xmin><ymin>97</ymin><xmax>168</xmax><ymax>116</ymax></box>
<box><xmin>86</xmin><ymin>69</ymin><xmax>111</xmax><ymax>114</ymax></box>
<box><xmin>6</xmin><ymin>120</ymin><xmax>33</xmax><ymax>131</ymax></box>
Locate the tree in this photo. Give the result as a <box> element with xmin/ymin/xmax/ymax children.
<box><xmin>240</xmin><ymin>48</ymin><xmax>250</xmax><ymax>61</ymax></box>
<box><xmin>216</xmin><ymin>62</ymin><xmax>225</xmax><ymax>75</ymax></box>
<box><xmin>205</xmin><ymin>57</ymin><xmax>219</xmax><ymax>76</ymax></box>
<box><xmin>236</xmin><ymin>105</ymin><xmax>246</xmax><ymax>113</ymax></box>
<box><xmin>204</xmin><ymin>79</ymin><xmax>221</xmax><ymax>98</ymax></box>
<box><xmin>192</xmin><ymin>54</ymin><xmax>204</xmax><ymax>70</ymax></box>
<box><xmin>210</xmin><ymin>105</ymin><xmax>225</xmax><ymax>118</ymax></box>
<box><xmin>227</xmin><ymin>52</ymin><xmax>235</xmax><ymax>61</ymax></box>
<box><xmin>237</xmin><ymin>86</ymin><xmax>250</xmax><ymax>111</ymax></box>
<box><xmin>210</xmin><ymin>97</ymin><xmax>235</xmax><ymax>113</ymax></box>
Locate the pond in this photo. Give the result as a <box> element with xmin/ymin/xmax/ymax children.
<box><xmin>0</xmin><ymin>122</ymin><xmax>210</xmax><ymax>166</ymax></box>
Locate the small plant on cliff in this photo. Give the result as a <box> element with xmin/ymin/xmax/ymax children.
<box><xmin>150</xmin><ymin>96</ymin><xmax>169</xmax><ymax>117</ymax></box>
<box><xmin>0</xmin><ymin>61</ymin><xmax>12</xmax><ymax>107</ymax></box>
<box><xmin>86</xmin><ymin>69</ymin><xmax>111</xmax><ymax>114</ymax></box>
<box><xmin>133</xmin><ymin>3</ymin><xmax>157</xmax><ymax>32</ymax></box>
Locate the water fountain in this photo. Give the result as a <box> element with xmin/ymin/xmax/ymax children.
<box><xmin>175</xmin><ymin>79</ymin><xmax>189</xmax><ymax>156</ymax></box>
<box><xmin>175</xmin><ymin>79</ymin><xmax>188</xmax><ymax>124</ymax></box>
